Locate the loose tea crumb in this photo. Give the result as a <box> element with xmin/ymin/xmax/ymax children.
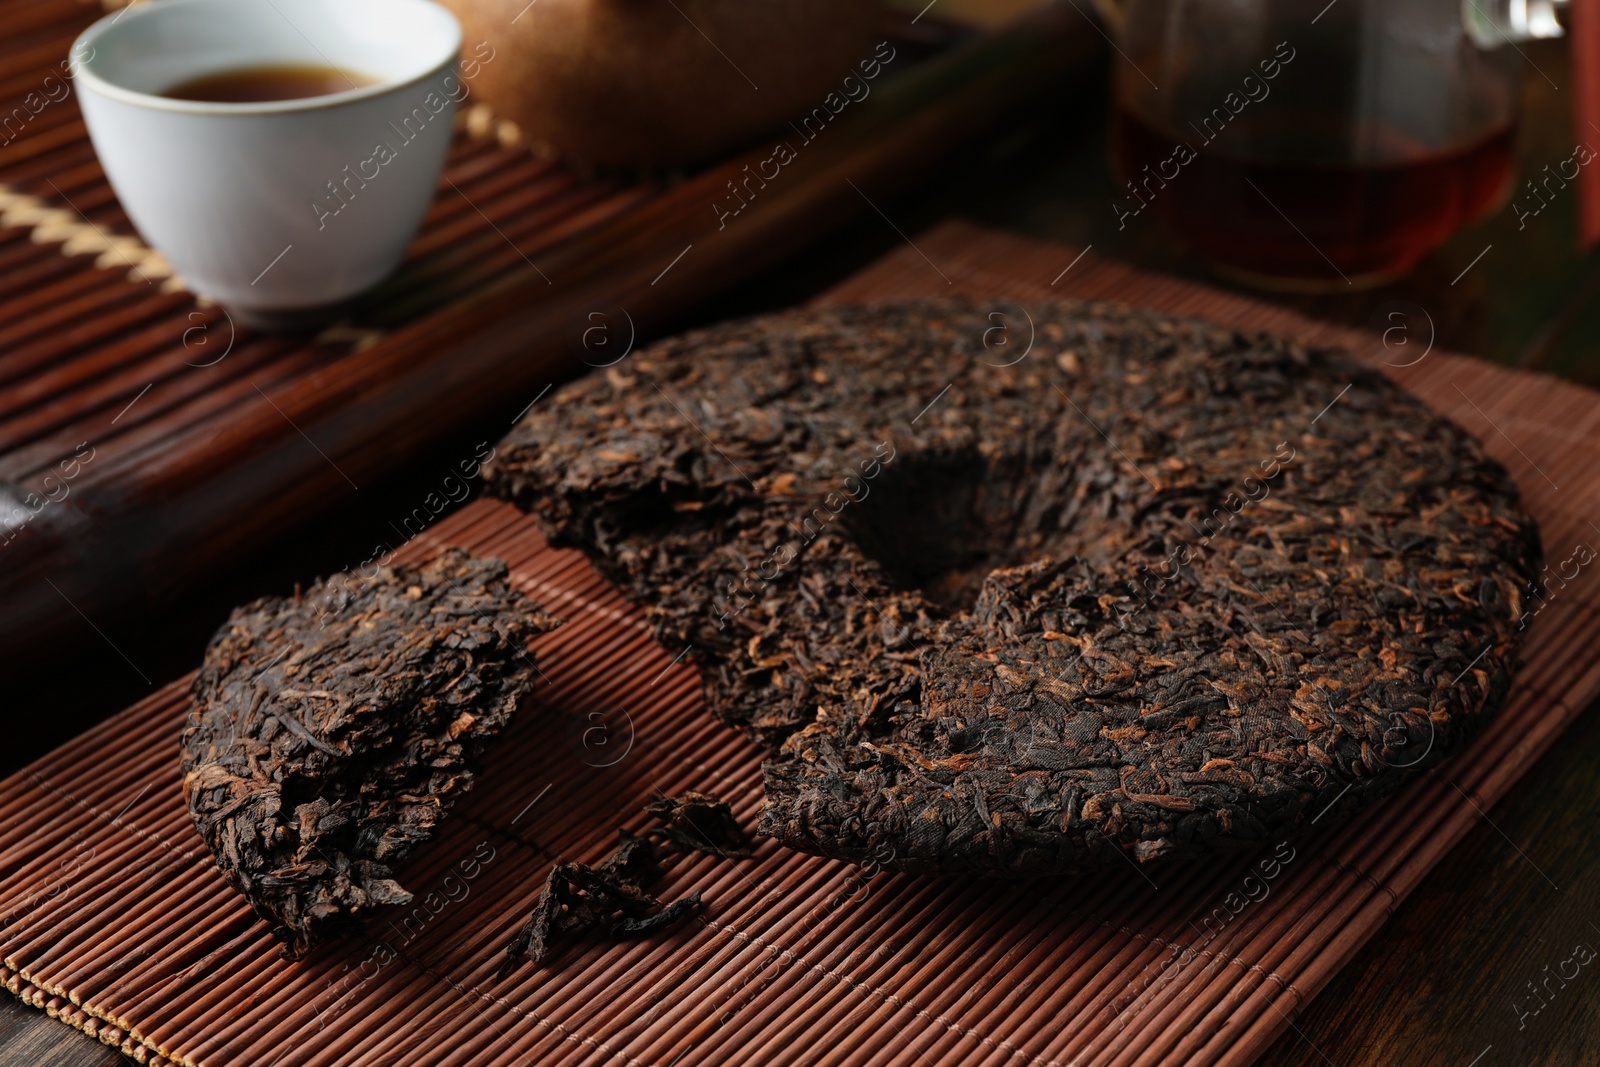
<box><xmin>502</xmin><ymin>793</ymin><xmax>748</xmax><ymax>971</ymax></box>
<box><xmin>645</xmin><ymin>791</ymin><xmax>754</xmax><ymax>858</ymax></box>
<box><xmin>500</xmin><ymin>852</ymin><xmax>702</xmax><ymax>973</ymax></box>
<box><xmin>181</xmin><ymin>549</ymin><xmax>557</xmax><ymax>959</ymax></box>
<box><xmin>487</xmin><ymin>298</ymin><xmax>1542</xmax><ymax>876</ymax></box>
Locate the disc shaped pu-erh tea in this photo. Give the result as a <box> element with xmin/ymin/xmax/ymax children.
<box><xmin>485</xmin><ymin>298</ymin><xmax>1541</xmax><ymax>877</ymax></box>
<box><xmin>181</xmin><ymin>549</ymin><xmax>557</xmax><ymax>957</ymax></box>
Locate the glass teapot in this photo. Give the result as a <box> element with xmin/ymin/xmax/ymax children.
<box><xmin>1097</xmin><ymin>0</ymin><xmax>1567</xmax><ymax>290</ymax></box>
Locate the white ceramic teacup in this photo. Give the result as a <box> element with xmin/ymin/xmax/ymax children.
<box><xmin>72</xmin><ymin>0</ymin><xmax>463</xmax><ymax>327</ymax></box>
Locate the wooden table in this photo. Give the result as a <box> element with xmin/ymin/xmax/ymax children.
<box><xmin>4</xmin><ymin>31</ymin><xmax>1596</xmax><ymax>1067</ymax></box>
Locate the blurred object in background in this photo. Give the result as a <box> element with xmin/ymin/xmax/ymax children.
<box><xmin>885</xmin><ymin>0</ymin><xmax>1053</xmax><ymax>30</ymax></box>
<box><xmin>1103</xmin><ymin>0</ymin><xmax>1565</xmax><ymax>291</ymax></box>
<box><xmin>439</xmin><ymin>0</ymin><xmax>881</xmax><ymax>166</ymax></box>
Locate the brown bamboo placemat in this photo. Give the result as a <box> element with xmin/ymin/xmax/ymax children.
<box><xmin>5</xmin><ymin>221</ymin><xmax>1600</xmax><ymax>1067</ymax></box>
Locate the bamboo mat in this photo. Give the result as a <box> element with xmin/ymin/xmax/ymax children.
<box><xmin>6</xmin><ymin>221</ymin><xmax>1600</xmax><ymax>1067</ymax></box>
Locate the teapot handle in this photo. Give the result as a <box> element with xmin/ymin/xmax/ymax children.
<box><xmin>1089</xmin><ymin>0</ymin><xmax>1124</xmax><ymax>36</ymax></box>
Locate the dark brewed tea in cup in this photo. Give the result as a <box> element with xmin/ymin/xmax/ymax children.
<box><xmin>163</xmin><ymin>64</ymin><xmax>375</xmax><ymax>103</ymax></box>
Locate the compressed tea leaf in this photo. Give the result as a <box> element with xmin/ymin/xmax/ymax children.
<box><xmin>182</xmin><ymin>550</ymin><xmax>557</xmax><ymax>958</ymax></box>
<box><xmin>502</xmin><ymin>832</ymin><xmax>701</xmax><ymax>971</ymax></box>
<box><xmin>487</xmin><ymin>298</ymin><xmax>1541</xmax><ymax>876</ymax></box>
<box><xmin>645</xmin><ymin>791</ymin><xmax>753</xmax><ymax>858</ymax></box>
<box><xmin>502</xmin><ymin>793</ymin><xmax>747</xmax><ymax>971</ymax></box>
<box><xmin>181</xmin><ymin>549</ymin><xmax>557</xmax><ymax>958</ymax></box>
